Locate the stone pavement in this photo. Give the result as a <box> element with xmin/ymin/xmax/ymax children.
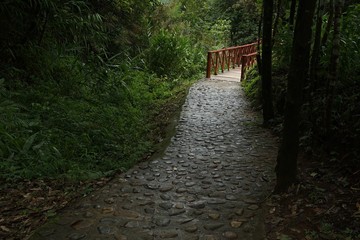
<box><xmin>31</xmin><ymin>79</ymin><xmax>278</xmax><ymax>240</ymax></box>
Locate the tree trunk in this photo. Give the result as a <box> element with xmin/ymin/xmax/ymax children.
<box><xmin>289</xmin><ymin>0</ymin><xmax>297</xmax><ymax>27</ymax></box>
<box><xmin>257</xmin><ymin>4</ymin><xmax>264</xmax><ymax>75</ymax></box>
<box><xmin>325</xmin><ymin>0</ymin><xmax>343</xmax><ymax>134</ymax></box>
<box><xmin>261</xmin><ymin>0</ymin><xmax>275</xmax><ymax>124</ymax></box>
<box><xmin>310</xmin><ymin>0</ymin><xmax>324</xmax><ymax>82</ymax></box>
<box><xmin>272</xmin><ymin>0</ymin><xmax>283</xmax><ymax>44</ymax></box>
<box><xmin>274</xmin><ymin>0</ymin><xmax>317</xmax><ymax>193</ymax></box>
<box><xmin>309</xmin><ymin>0</ymin><xmax>324</xmax><ymax>128</ymax></box>
<box><xmin>321</xmin><ymin>0</ymin><xmax>334</xmax><ymax>48</ymax></box>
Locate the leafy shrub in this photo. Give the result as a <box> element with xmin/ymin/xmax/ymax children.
<box><xmin>272</xmin><ymin>24</ymin><xmax>293</xmax><ymax>71</ymax></box>
<box><xmin>147</xmin><ymin>29</ymin><xmax>203</xmax><ymax>79</ymax></box>
<box><xmin>241</xmin><ymin>66</ymin><xmax>261</xmax><ymax>108</ymax></box>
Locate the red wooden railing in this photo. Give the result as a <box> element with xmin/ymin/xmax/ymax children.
<box><xmin>206</xmin><ymin>41</ymin><xmax>258</xmax><ymax>80</ymax></box>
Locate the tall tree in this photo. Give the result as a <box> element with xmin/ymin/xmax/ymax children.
<box><xmin>261</xmin><ymin>0</ymin><xmax>275</xmax><ymax>124</ymax></box>
<box><xmin>321</xmin><ymin>0</ymin><xmax>334</xmax><ymax>48</ymax></box>
<box><xmin>310</xmin><ymin>0</ymin><xmax>324</xmax><ymax>84</ymax></box>
<box><xmin>272</xmin><ymin>0</ymin><xmax>285</xmax><ymax>43</ymax></box>
<box><xmin>324</xmin><ymin>0</ymin><xmax>343</xmax><ymax>133</ymax></box>
<box><xmin>289</xmin><ymin>0</ymin><xmax>297</xmax><ymax>26</ymax></box>
<box><xmin>309</xmin><ymin>0</ymin><xmax>325</xmax><ymax>129</ymax></box>
<box><xmin>274</xmin><ymin>0</ymin><xmax>317</xmax><ymax>193</ymax></box>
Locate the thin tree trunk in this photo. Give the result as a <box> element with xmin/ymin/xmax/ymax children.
<box><xmin>257</xmin><ymin>4</ymin><xmax>264</xmax><ymax>75</ymax></box>
<box><xmin>272</xmin><ymin>0</ymin><xmax>283</xmax><ymax>45</ymax></box>
<box><xmin>325</xmin><ymin>0</ymin><xmax>343</xmax><ymax>134</ymax></box>
<box><xmin>310</xmin><ymin>0</ymin><xmax>324</xmax><ymax>82</ymax></box>
<box><xmin>289</xmin><ymin>0</ymin><xmax>297</xmax><ymax>27</ymax></box>
<box><xmin>262</xmin><ymin>0</ymin><xmax>275</xmax><ymax>124</ymax></box>
<box><xmin>309</xmin><ymin>0</ymin><xmax>324</xmax><ymax>128</ymax></box>
<box><xmin>321</xmin><ymin>0</ymin><xmax>334</xmax><ymax>47</ymax></box>
<box><xmin>274</xmin><ymin>0</ymin><xmax>317</xmax><ymax>193</ymax></box>
<box><xmin>38</xmin><ymin>11</ymin><xmax>49</xmax><ymax>46</ymax></box>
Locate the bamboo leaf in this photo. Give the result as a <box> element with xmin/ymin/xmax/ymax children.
<box><xmin>22</xmin><ymin>133</ymin><xmax>38</xmax><ymax>154</ymax></box>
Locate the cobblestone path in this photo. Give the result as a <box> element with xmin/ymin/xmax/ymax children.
<box><xmin>31</xmin><ymin>79</ymin><xmax>278</xmax><ymax>240</ymax></box>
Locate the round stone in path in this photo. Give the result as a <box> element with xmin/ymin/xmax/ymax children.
<box><xmin>184</xmin><ymin>225</ymin><xmax>198</xmax><ymax>233</ymax></box>
<box><xmin>204</xmin><ymin>223</ymin><xmax>225</xmax><ymax>231</ymax></box>
<box><xmin>159</xmin><ymin>202</ymin><xmax>173</xmax><ymax>210</ymax></box>
<box><xmin>223</xmin><ymin>231</ymin><xmax>238</xmax><ymax>239</ymax></box>
<box><xmin>155</xmin><ymin>217</ymin><xmax>171</xmax><ymax>227</ymax></box>
<box><xmin>230</xmin><ymin>220</ymin><xmax>243</xmax><ymax>228</ymax></box>
<box><xmin>156</xmin><ymin>230</ymin><xmax>178</xmax><ymax>238</ymax></box>
<box><xmin>67</xmin><ymin>233</ymin><xmax>86</xmax><ymax>240</ymax></box>
<box><xmin>208</xmin><ymin>213</ymin><xmax>220</xmax><ymax>220</ymax></box>
<box><xmin>159</xmin><ymin>185</ymin><xmax>174</xmax><ymax>192</ymax></box>
<box><xmin>248</xmin><ymin>204</ymin><xmax>260</xmax><ymax>210</ymax></box>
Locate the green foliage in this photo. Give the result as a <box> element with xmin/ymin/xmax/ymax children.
<box><xmin>212</xmin><ymin>0</ymin><xmax>261</xmax><ymax>45</ymax></box>
<box><xmin>147</xmin><ymin>29</ymin><xmax>205</xmax><ymax>79</ymax></box>
<box><xmin>0</xmin><ymin>64</ymin><xmax>190</xmax><ymax>181</ymax></box>
<box><xmin>207</xmin><ymin>19</ymin><xmax>232</xmax><ymax>49</ymax></box>
<box><xmin>0</xmin><ymin>0</ymin><xmax>266</xmax><ymax>182</ymax></box>
<box><xmin>272</xmin><ymin>24</ymin><xmax>294</xmax><ymax>71</ymax></box>
<box><xmin>0</xmin><ymin>0</ymin><xmax>202</xmax><ymax>181</ymax></box>
<box><xmin>302</xmin><ymin>3</ymin><xmax>360</xmax><ymax>159</ymax></box>
<box><xmin>241</xmin><ymin>66</ymin><xmax>261</xmax><ymax>107</ymax></box>
<box><xmin>147</xmin><ymin>30</ymin><xmax>192</xmax><ymax>78</ymax></box>
<box><xmin>329</xmin><ymin>4</ymin><xmax>360</xmax><ymax>159</ymax></box>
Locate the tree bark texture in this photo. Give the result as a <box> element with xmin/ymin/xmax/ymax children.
<box><xmin>257</xmin><ymin>4</ymin><xmax>264</xmax><ymax>75</ymax></box>
<box><xmin>321</xmin><ymin>0</ymin><xmax>334</xmax><ymax>48</ymax></box>
<box><xmin>274</xmin><ymin>0</ymin><xmax>317</xmax><ymax>193</ymax></box>
<box><xmin>261</xmin><ymin>0</ymin><xmax>275</xmax><ymax>124</ymax></box>
<box><xmin>309</xmin><ymin>0</ymin><xmax>325</xmax><ymax>126</ymax></box>
<box><xmin>289</xmin><ymin>0</ymin><xmax>297</xmax><ymax>27</ymax></box>
<box><xmin>325</xmin><ymin>0</ymin><xmax>343</xmax><ymax>134</ymax></box>
<box><xmin>272</xmin><ymin>0</ymin><xmax>283</xmax><ymax>44</ymax></box>
<box><xmin>310</xmin><ymin>0</ymin><xmax>324</xmax><ymax>86</ymax></box>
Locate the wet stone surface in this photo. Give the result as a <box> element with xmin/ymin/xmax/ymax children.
<box><xmin>30</xmin><ymin>79</ymin><xmax>277</xmax><ymax>239</ymax></box>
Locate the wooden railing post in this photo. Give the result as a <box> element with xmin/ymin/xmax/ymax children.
<box><xmin>215</xmin><ymin>53</ymin><xmax>219</xmax><ymax>75</ymax></box>
<box><xmin>206</xmin><ymin>51</ymin><xmax>212</xmax><ymax>78</ymax></box>
<box><xmin>241</xmin><ymin>56</ymin><xmax>246</xmax><ymax>81</ymax></box>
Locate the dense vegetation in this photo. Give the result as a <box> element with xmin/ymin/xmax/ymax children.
<box><xmin>241</xmin><ymin>0</ymin><xmax>359</xmax><ymax>238</ymax></box>
<box><xmin>0</xmin><ymin>0</ymin><xmax>233</xmax><ymax>181</ymax></box>
<box><xmin>242</xmin><ymin>0</ymin><xmax>359</xmax><ymax>172</ymax></box>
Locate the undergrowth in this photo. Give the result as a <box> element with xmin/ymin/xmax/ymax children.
<box><xmin>241</xmin><ymin>66</ymin><xmax>261</xmax><ymax>108</ymax></box>
<box><xmin>0</xmin><ymin>68</ymin><xmax>195</xmax><ymax>181</ymax></box>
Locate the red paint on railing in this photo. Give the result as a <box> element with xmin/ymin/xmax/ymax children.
<box><xmin>206</xmin><ymin>41</ymin><xmax>258</xmax><ymax>81</ymax></box>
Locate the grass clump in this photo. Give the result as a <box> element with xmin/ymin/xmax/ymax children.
<box><xmin>241</xmin><ymin>66</ymin><xmax>261</xmax><ymax>108</ymax></box>
<box><xmin>0</xmin><ymin>66</ymin><xmax>194</xmax><ymax>181</ymax></box>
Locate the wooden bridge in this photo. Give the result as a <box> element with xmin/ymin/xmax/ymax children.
<box><xmin>206</xmin><ymin>41</ymin><xmax>258</xmax><ymax>82</ymax></box>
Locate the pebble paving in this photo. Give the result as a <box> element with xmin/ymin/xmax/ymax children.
<box><xmin>31</xmin><ymin>79</ymin><xmax>278</xmax><ymax>240</ymax></box>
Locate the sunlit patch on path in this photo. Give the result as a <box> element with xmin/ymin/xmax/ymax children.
<box><xmin>208</xmin><ymin>67</ymin><xmax>242</xmax><ymax>82</ymax></box>
<box><xmin>31</xmin><ymin>79</ymin><xmax>278</xmax><ymax>240</ymax></box>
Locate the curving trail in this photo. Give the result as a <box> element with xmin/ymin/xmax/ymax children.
<box><xmin>31</xmin><ymin>79</ymin><xmax>278</xmax><ymax>240</ymax></box>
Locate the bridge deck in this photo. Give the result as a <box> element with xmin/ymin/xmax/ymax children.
<box><xmin>207</xmin><ymin>67</ymin><xmax>242</xmax><ymax>82</ymax></box>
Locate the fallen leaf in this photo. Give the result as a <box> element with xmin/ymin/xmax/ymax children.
<box><xmin>290</xmin><ymin>204</ymin><xmax>298</xmax><ymax>215</ymax></box>
<box><xmin>23</xmin><ymin>193</ymin><xmax>32</xmax><ymax>199</ymax></box>
<box><xmin>0</xmin><ymin>225</ymin><xmax>11</xmax><ymax>232</ymax></box>
<box><xmin>353</xmin><ymin>210</ymin><xmax>360</xmax><ymax>218</ymax></box>
<box><xmin>290</xmin><ymin>228</ymin><xmax>301</xmax><ymax>233</ymax></box>
<box><xmin>269</xmin><ymin>207</ymin><xmax>276</xmax><ymax>214</ymax></box>
<box><xmin>313</xmin><ymin>207</ymin><xmax>324</xmax><ymax>215</ymax></box>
